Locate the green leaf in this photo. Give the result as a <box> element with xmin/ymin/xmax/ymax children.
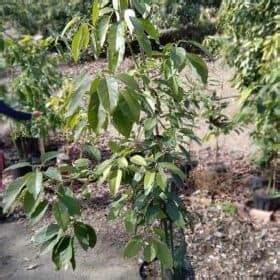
<box><xmin>152</xmin><ymin>239</ymin><xmax>173</xmax><ymax>270</ymax></box>
<box><xmin>71</xmin><ymin>23</ymin><xmax>90</xmax><ymax>62</ymax></box>
<box><xmin>83</xmin><ymin>144</ymin><xmax>101</xmax><ymax>161</ymax></box>
<box><xmin>166</xmin><ymin>202</ymin><xmax>180</xmax><ymax>222</ymax></box>
<box><xmin>5</xmin><ymin>162</ymin><xmax>31</xmax><ymax>171</ymax></box>
<box><xmin>112</xmin><ymin>101</ymin><xmax>134</xmax><ymax>138</ymax></box>
<box><xmin>121</xmin><ymin>90</ymin><xmax>140</xmax><ymax>123</ymax></box>
<box><xmin>109</xmin><ymin>169</ymin><xmax>122</xmax><ymax>196</ymax></box>
<box><xmin>41</xmin><ymin>151</ymin><xmax>60</xmax><ymax>164</ymax></box>
<box><xmin>53</xmin><ymin>202</ymin><xmax>70</xmax><ymax>231</ymax></box>
<box><xmin>98</xmin><ymin>15</ymin><xmax>111</xmax><ymax>48</ymax></box>
<box><xmin>124</xmin><ymin>9</ymin><xmax>136</xmax><ymax>34</ymax></box>
<box><xmin>186</xmin><ymin>53</ymin><xmax>208</xmax><ymax>84</ymax></box>
<box><xmin>74</xmin><ymin>158</ymin><xmax>90</xmax><ymax>169</ymax></box>
<box><xmin>117</xmin><ymin>157</ymin><xmax>128</xmax><ymax>169</ymax></box>
<box><xmin>115</xmin><ymin>73</ymin><xmax>139</xmax><ymax>91</ymax></box>
<box><xmin>144</xmin><ymin>243</ymin><xmax>157</xmax><ymax>263</ymax></box>
<box><xmin>131</xmin><ymin>0</ymin><xmax>151</xmax><ymax>17</ymax></box>
<box><xmin>97</xmin><ymin>76</ymin><xmax>119</xmax><ymax>112</ymax></box>
<box><xmin>39</xmin><ymin>235</ymin><xmax>60</xmax><ymax>256</ymax></box>
<box><xmin>26</xmin><ymin>169</ymin><xmax>42</xmax><ymax>199</ymax></box>
<box><xmin>144</xmin><ymin>171</ymin><xmax>155</xmax><ymax>194</ymax></box>
<box><xmin>170</xmin><ymin>47</ymin><xmax>186</xmax><ymax>72</ymax></box>
<box><xmin>107</xmin><ymin>22</ymin><xmax>125</xmax><ymax>71</ymax></box>
<box><xmin>71</xmin><ymin>27</ymin><xmax>82</xmax><ymax>62</ymax></box>
<box><xmin>23</xmin><ymin>191</ymin><xmax>39</xmax><ymax>216</ymax></box>
<box><xmin>29</xmin><ymin>200</ymin><xmax>48</xmax><ymax>226</ymax></box>
<box><xmin>144</xmin><ymin>117</ymin><xmax>156</xmax><ymax>131</ymax></box>
<box><xmin>139</xmin><ymin>19</ymin><xmax>159</xmax><ymax>42</ymax></box>
<box><xmin>67</xmin><ymin>74</ymin><xmax>92</xmax><ymax>117</ymax></box>
<box><xmin>130</xmin><ymin>155</ymin><xmax>147</xmax><ymax>166</ymax></box>
<box><xmin>124</xmin><ymin>237</ymin><xmax>142</xmax><ymax>258</ymax></box>
<box><xmin>159</xmin><ymin>162</ymin><xmax>185</xmax><ymax>180</ymax></box>
<box><xmin>124</xmin><ymin>209</ymin><xmax>137</xmax><ymax>234</ymax></box>
<box><xmin>45</xmin><ymin>167</ymin><xmax>62</xmax><ymax>182</ymax></box>
<box><xmin>185</xmin><ymin>40</ymin><xmax>213</xmax><ymax>60</ymax></box>
<box><xmin>74</xmin><ymin>222</ymin><xmax>97</xmax><ymax>251</ymax></box>
<box><xmin>58</xmin><ymin>192</ymin><xmax>81</xmax><ymax>216</ymax></box>
<box><xmin>156</xmin><ymin>168</ymin><xmax>167</xmax><ymax>191</ymax></box>
<box><xmin>92</xmin><ymin>0</ymin><xmax>100</xmax><ymax>25</ymax></box>
<box><xmin>135</xmin><ymin>32</ymin><xmax>152</xmax><ymax>57</ymax></box>
<box><xmin>61</xmin><ymin>17</ymin><xmax>79</xmax><ymax>38</ymax></box>
<box><xmin>88</xmin><ymin>90</ymin><xmax>107</xmax><ymax>133</ymax></box>
<box><xmin>32</xmin><ymin>224</ymin><xmax>60</xmax><ymax>243</ymax></box>
<box><xmin>52</xmin><ymin>235</ymin><xmax>73</xmax><ymax>270</ymax></box>
<box><xmin>3</xmin><ymin>176</ymin><xmax>27</xmax><ymax>213</ymax></box>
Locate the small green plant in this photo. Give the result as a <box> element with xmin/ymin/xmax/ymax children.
<box><xmin>216</xmin><ymin>200</ymin><xmax>237</xmax><ymax>216</ymax></box>
<box><xmin>3</xmin><ymin>36</ymin><xmax>63</xmax><ymax>138</ymax></box>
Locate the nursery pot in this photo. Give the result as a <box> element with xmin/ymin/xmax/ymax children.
<box><xmin>250</xmin><ymin>176</ymin><xmax>280</xmax><ymax>211</ymax></box>
<box><xmin>14</xmin><ymin>137</ymin><xmax>41</xmax><ymax>162</ymax></box>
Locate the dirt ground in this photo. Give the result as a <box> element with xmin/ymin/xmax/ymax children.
<box><xmin>1</xmin><ymin>58</ymin><xmax>279</xmax><ymax>279</ymax></box>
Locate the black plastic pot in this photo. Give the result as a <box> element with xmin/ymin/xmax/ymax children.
<box><xmin>250</xmin><ymin>175</ymin><xmax>280</xmax><ymax>211</ymax></box>
<box><xmin>253</xmin><ymin>192</ymin><xmax>280</xmax><ymax>211</ymax></box>
<box><xmin>139</xmin><ymin>259</ymin><xmax>195</xmax><ymax>280</ymax></box>
<box><xmin>15</xmin><ymin>137</ymin><xmax>41</xmax><ymax>160</ymax></box>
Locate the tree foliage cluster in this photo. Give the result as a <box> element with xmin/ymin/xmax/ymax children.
<box><xmin>206</xmin><ymin>0</ymin><xmax>279</xmax><ymax>172</ymax></box>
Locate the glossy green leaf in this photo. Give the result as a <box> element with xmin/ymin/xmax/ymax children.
<box><xmin>144</xmin><ymin>243</ymin><xmax>157</xmax><ymax>263</ymax></box>
<box><xmin>5</xmin><ymin>161</ymin><xmax>31</xmax><ymax>171</ymax></box>
<box><xmin>53</xmin><ymin>201</ymin><xmax>70</xmax><ymax>231</ymax></box>
<box><xmin>139</xmin><ymin>19</ymin><xmax>159</xmax><ymax>42</ymax></box>
<box><xmin>112</xmin><ymin>101</ymin><xmax>134</xmax><ymax>138</ymax></box>
<box><xmin>97</xmin><ymin>77</ymin><xmax>119</xmax><ymax>112</ymax></box>
<box><xmin>107</xmin><ymin>22</ymin><xmax>125</xmax><ymax>71</ymax></box>
<box><xmin>23</xmin><ymin>191</ymin><xmax>39</xmax><ymax>216</ymax></box>
<box><xmin>117</xmin><ymin>157</ymin><xmax>128</xmax><ymax>169</ymax></box>
<box><xmin>159</xmin><ymin>162</ymin><xmax>185</xmax><ymax>180</ymax></box>
<box><xmin>152</xmin><ymin>239</ymin><xmax>173</xmax><ymax>270</ymax></box>
<box><xmin>39</xmin><ymin>235</ymin><xmax>60</xmax><ymax>256</ymax></box>
<box><xmin>124</xmin><ymin>209</ymin><xmax>137</xmax><ymax>234</ymax></box>
<box><xmin>115</xmin><ymin>73</ymin><xmax>139</xmax><ymax>91</ymax></box>
<box><xmin>92</xmin><ymin>0</ymin><xmax>100</xmax><ymax>25</ymax></box>
<box><xmin>121</xmin><ymin>90</ymin><xmax>140</xmax><ymax>123</ymax></box>
<box><xmin>144</xmin><ymin>171</ymin><xmax>155</xmax><ymax>194</ymax></box>
<box><xmin>124</xmin><ymin>237</ymin><xmax>142</xmax><ymax>258</ymax></box>
<box><xmin>186</xmin><ymin>53</ymin><xmax>208</xmax><ymax>84</ymax></box>
<box><xmin>52</xmin><ymin>235</ymin><xmax>73</xmax><ymax>270</ymax></box>
<box><xmin>32</xmin><ymin>224</ymin><xmax>60</xmax><ymax>243</ymax></box>
<box><xmin>71</xmin><ymin>27</ymin><xmax>82</xmax><ymax>62</ymax></box>
<box><xmin>156</xmin><ymin>168</ymin><xmax>167</xmax><ymax>191</ymax></box>
<box><xmin>45</xmin><ymin>167</ymin><xmax>62</xmax><ymax>182</ymax></box>
<box><xmin>109</xmin><ymin>169</ymin><xmax>122</xmax><ymax>196</ymax></box>
<box><xmin>27</xmin><ymin>169</ymin><xmax>42</xmax><ymax>199</ymax></box>
<box><xmin>74</xmin><ymin>222</ymin><xmax>97</xmax><ymax>251</ymax></box>
<box><xmin>170</xmin><ymin>47</ymin><xmax>186</xmax><ymax>72</ymax></box>
<box><xmin>98</xmin><ymin>15</ymin><xmax>111</xmax><ymax>48</ymax></box>
<box><xmin>66</xmin><ymin>74</ymin><xmax>92</xmax><ymax>117</ymax></box>
<box><xmin>83</xmin><ymin>144</ymin><xmax>101</xmax><ymax>161</ymax></box>
<box><xmin>58</xmin><ymin>191</ymin><xmax>81</xmax><ymax>216</ymax></box>
<box><xmin>135</xmin><ymin>32</ymin><xmax>152</xmax><ymax>57</ymax></box>
<box><xmin>130</xmin><ymin>155</ymin><xmax>147</xmax><ymax>166</ymax></box>
<box><xmin>29</xmin><ymin>200</ymin><xmax>48</xmax><ymax>226</ymax></box>
<box><xmin>3</xmin><ymin>176</ymin><xmax>27</xmax><ymax>213</ymax></box>
<box><xmin>41</xmin><ymin>151</ymin><xmax>60</xmax><ymax>164</ymax></box>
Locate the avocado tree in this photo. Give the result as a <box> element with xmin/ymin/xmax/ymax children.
<box><xmin>3</xmin><ymin>1</ymin><xmax>209</xmax><ymax>278</ymax></box>
<box><xmin>211</xmin><ymin>0</ymin><xmax>279</xmax><ymax>188</ymax></box>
